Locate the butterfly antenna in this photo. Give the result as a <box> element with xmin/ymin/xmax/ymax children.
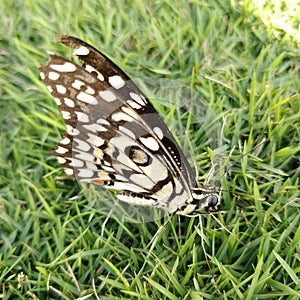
<box><xmin>217</xmin><ymin>134</ymin><xmax>267</xmax><ymax>185</ymax></box>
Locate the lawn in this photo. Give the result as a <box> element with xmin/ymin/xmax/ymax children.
<box><xmin>0</xmin><ymin>0</ymin><xmax>300</xmax><ymax>299</ymax></box>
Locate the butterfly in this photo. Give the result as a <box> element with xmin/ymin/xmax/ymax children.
<box><xmin>39</xmin><ymin>35</ymin><xmax>220</xmax><ymax>216</ymax></box>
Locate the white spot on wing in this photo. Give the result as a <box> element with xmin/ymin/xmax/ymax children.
<box><xmin>57</xmin><ymin>157</ymin><xmax>66</xmax><ymax>164</ymax></box>
<box><xmin>61</xmin><ymin>111</ymin><xmax>71</xmax><ymax>119</ymax></box>
<box><xmin>72</xmin><ymin>79</ymin><xmax>85</xmax><ymax>90</ymax></box>
<box><xmin>75</xmin><ymin>152</ymin><xmax>94</xmax><ymax>162</ymax></box>
<box><xmin>153</xmin><ymin>127</ymin><xmax>164</xmax><ymax>140</ymax></box>
<box><xmin>96</xmin><ymin>118</ymin><xmax>110</xmax><ymax>125</ymax></box>
<box><xmin>99</xmin><ymin>90</ymin><xmax>117</xmax><ymax>102</ymax></box>
<box><xmin>56</xmin><ymin>146</ymin><xmax>69</xmax><ymax>154</ymax></box>
<box><xmin>48</xmin><ymin>72</ymin><xmax>60</xmax><ymax>80</ymax></box>
<box><xmin>50</xmin><ymin>62</ymin><xmax>77</xmax><ymax>72</ymax></box>
<box><xmin>108</xmin><ymin>75</ymin><xmax>125</xmax><ymax>89</ymax></box>
<box><xmin>102</xmin><ymin>165</ymin><xmax>115</xmax><ymax>173</ymax></box>
<box><xmin>78</xmin><ymin>169</ymin><xmax>94</xmax><ymax>178</ymax></box>
<box><xmin>87</xmin><ymin>133</ymin><xmax>105</xmax><ymax>147</ymax></box>
<box><xmin>64</xmin><ymin>168</ymin><xmax>74</xmax><ymax>176</ymax></box>
<box><xmin>40</xmin><ymin>72</ymin><xmax>45</xmax><ymax>80</ymax></box>
<box><xmin>111</xmin><ymin>111</ymin><xmax>134</xmax><ymax>122</ymax></box>
<box><xmin>115</xmin><ymin>174</ymin><xmax>128</xmax><ymax>182</ymax></box>
<box><xmin>64</xmin><ymin>98</ymin><xmax>75</xmax><ymax>107</ymax></box>
<box><xmin>140</xmin><ymin>136</ymin><xmax>159</xmax><ymax>151</ymax></box>
<box><xmin>85</xmin><ymin>65</ymin><xmax>104</xmax><ymax>81</ymax></box>
<box><xmin>54</xmin><ymin>97</ymin><xmax>61</xmax><ymax>105</ymax></box>
<box><xmin>47</xmin><ymin>85</ymin><xmax>53</xmax><ymax>93</ymax></box>
<box><xmin>129</xmin><ymin>92</ymin><xmax>146</xmax><ymax>106</ymax></box>
<box><xmin>77</xmin><ymin>92</ymin><xmax>98</xmax><ymax>104</ymax></box>
<box><xmin>83</xmin><ymin>123</ymin><xmax>107</xmax><ymax>132</ymax></box>
<box><xmin>176</xmin><ymin>204</ymin><xmax>197</xmax><ymax>215</ymax></box>
<box><xmin>127</xmin><ymin>100</ymin><xmax>142</xmax><ymax>109</ymax></box>
<box><xmin>153</xmin><ymin>181</ymin><xmax>173</xmax><ymax>200</ymax></box>
<box><xmin>73</xmin><ymin>46</ymin><xmax>90</xmax><ymax>56</ymax></box>
<box><xmin>85</xmin><ymin>86</ymin><xmax>95</xmax><ymax>95</ymax></box>
<box><xmin>122</xmin><ymin>106</ymin><xmax>138</xmax><ymax>118</ymax></box>
<box><xmin>69</xmin><ymin>158</ymin><xmax>84</xmax><ymax>167</ymax></box>
<box><xmin>56</xmin><ymin>85</ymin><xmax>67</xmax><ymax>94</ymax></box>
<box><xmin>66</xmin><ymin>125</ymin><xmax>80</xmax><ymax>135</ymax></box>
<box><xmin>75</xmin><ymin>111</ymin><xmax>89</xmax><ymax>122</ymax></box>
<box><xmin>60</xmin><ymin>137</ymin><xmax>71</xmax><ymax>145</ymax></box>
<box><xmin>74</xmin><ymin>138</ymin><xmax>91</xmax><ymax>151</ymax></box>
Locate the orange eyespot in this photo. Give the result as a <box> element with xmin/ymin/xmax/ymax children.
<box><xmin>91</xmin><ymin>179</ymin><xmax>105</xmax><ymax>186</ymax></box>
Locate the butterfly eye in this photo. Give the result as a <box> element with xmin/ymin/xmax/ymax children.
<box><xmin>204</xmin><ymin>194</ymin><xmax>221</xmax><ymax>213</ymax></box>
<box><xmin>208</xmin><ymin>195</ymin><xmax>219</xmax><ymax>208</ymax></box>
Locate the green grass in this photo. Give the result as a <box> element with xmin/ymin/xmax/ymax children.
<box><xmin>1</xmin><ymin>0</ymin><xmax>300</xmax><ymax>299</ymax></box>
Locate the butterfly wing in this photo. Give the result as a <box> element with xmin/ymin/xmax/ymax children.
<box><xmin>39</xmin><ymin>35</ymin><xmax>196</xmax><ymax>213</ymax></box>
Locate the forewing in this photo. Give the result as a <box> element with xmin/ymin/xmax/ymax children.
<box><xmin>39</xmin><ymin>35</ymin><xmax>196</xmax><ymax>211</ymax></box>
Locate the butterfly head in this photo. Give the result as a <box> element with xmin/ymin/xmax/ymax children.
<box><xmin>176</xmin><ymin>187</ymin><xmax>221</xmax><ymax>216</ymax></box>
